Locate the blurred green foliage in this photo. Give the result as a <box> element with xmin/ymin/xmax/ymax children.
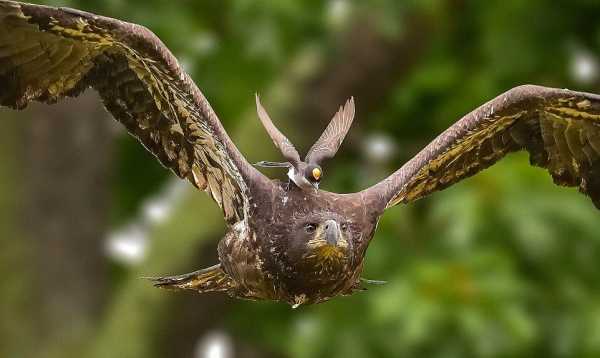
<box><xmin>3</xmin><ymin>0</ymin><xmax>600</xmax><ymax>357</ymax></box>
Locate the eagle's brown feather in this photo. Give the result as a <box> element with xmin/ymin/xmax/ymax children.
<box><xmin>367</xmin><ymin>85</ymin><xmax>600</xmax><ymax>209</ymax></box>
<box><xmin>0</xmin><ymin>0</ymin><xmax>265</xmax><ymax>224</ymax></box>
<box><xmin>149</xmin><ymin>264</ymin><xmax>234</xmax><ymax>293</ymax></box>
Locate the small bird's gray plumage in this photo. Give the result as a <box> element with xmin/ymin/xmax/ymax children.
<box><xmin>305</xmin><ymin>97</ymin><xmax>356</xmax><ymax>165</ymax></box>
<box><xmin>3</xmin><ymin>1</ymin><xmax>600</xmax><ymax>307</ymax></box>
<box><xmin>254</xmin><ymin>95</ymin><xmax>355</xmax><ymax>191</ymax></box>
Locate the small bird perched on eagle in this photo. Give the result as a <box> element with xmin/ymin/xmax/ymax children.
<box><xmin>253</xmin><ymin>94</ymin><xmax>355</xmax><ymax>191</ymax></box>
<box><xmin>2</xmin><ymin>1</ymin><xmax>600</xmax><ymax>308</ymax></box>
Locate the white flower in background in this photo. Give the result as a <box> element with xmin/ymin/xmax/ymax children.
<box><xmin>195</xmin><ymin>330</ymin><xmax>232</xmax><ymax>358</ymax></box>
<box><xmin>142</xmin><ymin>179</ymin><xmax>187</xmax><ymax>225</ymax></box>
<box><xmin>104</xmin><ymin>179</ymin><xmax>188</xmax><ymax>265</ymax></box>
<box><xmin>570</xmin><ymin>47</ymin><xmax>598</xmax><ymax>85</ymax></box>
<box><xmin>363</xmin><ymin>132</ymin><xmax>397</xmax><ymax>163</ymax></box>
<box><xmin>191</xmin><ymin>33</ymin><xmax>218</xmax><ymax>55</ymax></box>
<box><xmin>327</xmin><ymin>0</ymin><xmax>352</xmax><ymax>29</ymax></box>
<box><xmin>105</xmin><ymin>224</ymin><xmax>147</xmax><ymax>265</ymax></box>
<box><xmin>295</xmin><ymin>316</ymin><xmax>320</xmax><ymax>338</ymax></box>
<box><xmin>179</xmin><ymin>33</ymin><xmax>219</xmax><ymax>74</ymax></box>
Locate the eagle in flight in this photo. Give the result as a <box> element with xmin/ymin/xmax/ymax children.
<box><xmin>2</xmin><ymin>1</ymin><xmax>600</xmax><ymax>307</ymax></box>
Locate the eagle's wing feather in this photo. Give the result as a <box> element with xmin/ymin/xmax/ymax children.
<box><xmin>255</xmin><ymin>94</ymin><xmax>301</xmax><ymax>166</ymax></box>
<box><xmin>365</xmin><ymin>85</ymin><xmax>600</xmax><ymax>210</ymax></box>
<box><xmin>0</xmin><ymin>0</ymin><xmax>262</xmax><ymax>224</ymax></box>
<box><xmin>305</xmin><ymin>97</ymin><xmax>355</xmax><ymax>165</ymax></box>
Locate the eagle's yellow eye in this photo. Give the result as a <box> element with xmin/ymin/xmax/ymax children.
<box><xmin>312</xmin><ymin>168</ymin><xmax>322</xmax><ymax>180</ymax></box>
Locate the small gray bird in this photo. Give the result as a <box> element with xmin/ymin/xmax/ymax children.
<box><xmin>254</xmin><ymin>95</ymin><xmax>355</xmax><ymax>190</ymax></box>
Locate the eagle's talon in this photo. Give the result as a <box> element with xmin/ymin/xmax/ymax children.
<box><xmin>360</xmin><ymin>278</ymin><xmax>387</xmax><ymax>285</ymax></box>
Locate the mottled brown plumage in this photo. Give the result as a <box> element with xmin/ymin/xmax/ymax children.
<box><xmin>369</xmin><ymin>85</ymin><xmax>600</xmax><ymax>210</ymax></box>
<box><xmin>2</xmin><ymin>1</ymin><xmax>600</xmax><ymax>307</ymax></box>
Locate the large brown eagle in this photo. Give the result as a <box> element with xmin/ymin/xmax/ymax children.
<box><xmin>2</xmin><ymin>1</ymin><xmax>600</xmax><ymax>307</ymax></box>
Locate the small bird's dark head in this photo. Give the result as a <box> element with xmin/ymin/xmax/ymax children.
<box><xmin>304</xmin><ymin>164</ymin><xmax>322</xmax><ymax>189</ymax></box>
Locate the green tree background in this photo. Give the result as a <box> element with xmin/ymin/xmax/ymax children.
<box><xmin>1</xmin><ymin>0</ymin><xmax>600</xmax><ymax>357</ymax></box>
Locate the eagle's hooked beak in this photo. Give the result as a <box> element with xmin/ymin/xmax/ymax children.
<box><xmin>323</xmin><ymin>219</ymin><xmax>340</xmax><ymax>246</ymax></box>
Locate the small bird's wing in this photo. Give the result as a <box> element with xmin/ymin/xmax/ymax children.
<box><xmin>255</xmin><ymin>94</ymin><xmax>301</xmax><ymax>166</ymax></box>
<box><xmin>363</xmin><ymin>85</ymin><xmax>600</xmax><ymax>210</ymax></box>
<box><xmin>305</xmin><ymin>97</ymin><xmax>355</xmax><ymax>165</ymax></box>
<box><xmin>0</xmin><ymin>1</ymin><xmax>265</xmax><ymax>225</ymax></box>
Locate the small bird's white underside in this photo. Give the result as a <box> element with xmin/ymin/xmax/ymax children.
<box><xmin>287</xmin><ymin>167</ymin><xmax>315</xmax><ymax>190</ymax></box>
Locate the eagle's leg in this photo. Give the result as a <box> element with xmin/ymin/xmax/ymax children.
<box><xmin>147</xmin><ymin>264</ymin><xmax>234</xmax><ymax>293</ymax></box>
<box><xmin>340</xmin><ymin>278</ymin><xmax>388</xmax><ymax>298</ymax></box>
<box><xmin>360</xmin><ymin>278</ymin><xmax>387</xmax><ymax>285</ymax></box>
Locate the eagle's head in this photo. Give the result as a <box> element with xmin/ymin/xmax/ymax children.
<box><xmin>301</xmin><ymin>219</ymin><xmax>350</xmax><ymax>261</ymax></box>
<box><xmin>272</xmin><ymin>211</ymin><xmax>363</xmax><ymax>302</ymax></box>
<box><xmin>258</xmin><ymin>187</ymin><xmax>378</xmax><ymax>305</ymax></box>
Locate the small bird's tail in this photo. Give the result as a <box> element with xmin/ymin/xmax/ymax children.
<box><xmin>146</xmin><ymin>264</ymin><xmax>234</xmax><ymax>293</ymax></box>
<box><xmin>254</xmin><ymin>160</ymin><xmax>291</xmax><ymax>168</ymax></box>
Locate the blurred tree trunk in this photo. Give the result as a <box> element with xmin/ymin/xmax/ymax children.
<box><xmin>294</xmin><ymin>15</ymin><xmax>431</xmax><ymax>131</ymax></box>
<box><xmin>0</xmin><ymin>111</ymin><xmax>36</xmax><ymax>357</ymax></box>
<box><xmin>23</xmin><ymin>93</ymin><xmax>115</xmax><ymax>357</ymax></box>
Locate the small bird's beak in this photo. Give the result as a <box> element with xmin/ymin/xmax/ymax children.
<box><xmin>323</xmin><ymin>219</ymin><xmax>340</xmax><ymax>246</ymax></box>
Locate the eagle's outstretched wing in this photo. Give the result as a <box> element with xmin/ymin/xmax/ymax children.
<box><xmin>305</xmin><ymin>97</ymin><xmax>355</xmax><ymax>165</ymax></box>
<box><xmin>364</xmin><ymin>85</ymin><xmax>600</xmax><ymax>210</ymax></box>
<box><xmin>0</xmin><ymin>0</ymin><xmax>263</xmax><ymax>224</ymax></box>
<box><xmin>255</xmin><ymin>94</ymin><xmax>301</xmax><ymax>166</ymax></box>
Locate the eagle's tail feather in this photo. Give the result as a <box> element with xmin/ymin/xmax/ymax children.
<box><xmin>146</xmin><ymin>264</ymin><xmax>234</xmax><ymax>293</ymax></box>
